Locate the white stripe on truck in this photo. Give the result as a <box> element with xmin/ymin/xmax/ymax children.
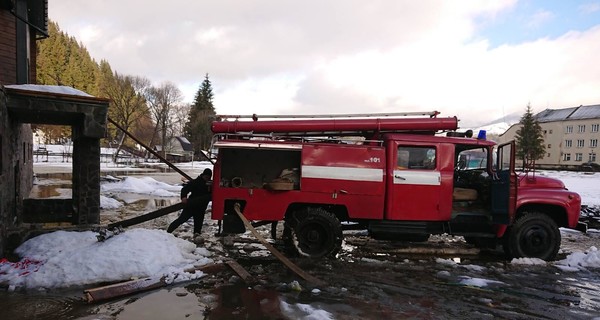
<box><xmin>392</xmin><ymin>170</ymin><xmax>440</xmax><ymax>186</ymax></box>
<box><xmin>302</xmin><ymin>165</ymin><xmax>383</xmax><ymax>182</ymax></box>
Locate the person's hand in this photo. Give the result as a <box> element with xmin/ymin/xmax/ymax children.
<box><xmin>181</xmin><ymin>197</ymin><xmax>188</xmax><ymax>204</ymax></box>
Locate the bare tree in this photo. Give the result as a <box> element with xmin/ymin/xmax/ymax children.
<box><xmin>102</xmin><ymin>73</ymin><xmax>151</xmax><ymax>162</ymax></box>
<box><xmin>145</xmin><ymin>82</ymin><xmax>184</xmax><ymax>157</ymax></box>
<box><xmin>171</xmin><ymin>103</ymin><xmax>191</xmax><ymax>137</ymax></box>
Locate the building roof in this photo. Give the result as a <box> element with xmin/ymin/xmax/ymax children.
<box><xmin>568</xmin><ymin>104</ymin><xmax>600</xmax><ymax>120</ymax></box>
<box><xmin>535</xmin><ymin>104</ymin><xmax>600</xmax><ymax>123</ymax></box>
<box><xmin>175</xmin><ymin>137</ymin><xmax>194</xmax><ymax>152</ymax></box>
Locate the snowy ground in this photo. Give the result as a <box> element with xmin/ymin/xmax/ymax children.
<box><xmin>2</xmin><ymin>159</ymin><xmax>600</xmax><ymax>319</ymax></box>
<box><xmin>0</xmin><ymin>229</ymin><xmax>212</xmax><ymax>290</ymax></box>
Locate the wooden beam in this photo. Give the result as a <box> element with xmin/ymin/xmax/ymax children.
<box><xmin>233</xmin><ymin>203</ymin><xmax>326</xmax><ymax>286</ymax></box>
<box><xmin>84</xmin><ymin>276</ymin><xmax>166</xmax><ymax>303</ymax></box>
<box><xmin>85</xmin><ymin>263</ymin><xmax>226</xmax><ymax>303</ymax></box>
<box><xmin>107</xmin><ymin>202</ymin><xmax>185</xmax><ymax>229</ymax></box>
<box><xmin>107</xmin><ymin>117</ymin><xmax>195</xmax><ymax>180</ymax></box>
<box><xmin>225</xmin><ymin>260</ymin><xmax>254</xmax><ymax>283</ymax></box>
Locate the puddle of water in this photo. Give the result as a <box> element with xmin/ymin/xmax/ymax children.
<box><xmin>30</xmin><ymin>184</ymin><xmax>73</xmax><ymax>198</ymax></box>
<box><xmin>89</xmin><ymin>283</ymin><xmax>285</xmax><ymax>320</ymax></box>
<box><xmin>94</xmin><ymin>287</ymin><xmax>208</xmax><ymax>319</ymax></box>
<box><xmin>0</xmin><ymin>290</ymin><xmax>90</xmax><ymax>320</ymax></box>
<box><xmin>209</xmin><ymin>285</ymin><xmax>284</xmax><ymax>319</ymax></box>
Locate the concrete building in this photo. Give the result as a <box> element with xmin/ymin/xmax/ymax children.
<box><xmin>1</xmin><ymin>1</ymin><xmax>109</xmax><ymax>256</ymax></box>
<box><xmin>499</xmin><ymin>105</ymin><xmax>600</xmax><ymax>170</ymax></box>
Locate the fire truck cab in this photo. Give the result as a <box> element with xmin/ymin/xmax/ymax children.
<box><xmin>210</xmin><ymin>112</ymin><xmax>584</xmax><ymax>261</ymax></box>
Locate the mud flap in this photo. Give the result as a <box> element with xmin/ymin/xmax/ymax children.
<box><xmin>223</xmin><ymin>211</ymin><xmax>246</xmax><ymax>234</ymax></box>
<box><xmin>576</xmin><ymin>222</ymin><xmax>588</xmax><ymax>233</ymax></box>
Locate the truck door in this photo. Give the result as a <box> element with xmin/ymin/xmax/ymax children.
<box><xmin>388</xmin><ymin>144</ymin><xmax>445</xmax><ymax>221</ymax></box>
<box><xmin>491</xmin><ymin>142</ymin><xmax>517</xmax><ymax>224</ymax></box>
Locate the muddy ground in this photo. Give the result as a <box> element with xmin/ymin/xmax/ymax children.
<box><xmin>1</xmin><ymin>171</ymin><xmax>599</xmax><ymax>319</ymax></box>
<box><xmin>2</xmin><ymin>221</ymin><xmax>599</xmax><ymax>319</ymax></box>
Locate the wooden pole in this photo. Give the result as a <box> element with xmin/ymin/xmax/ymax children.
<box><xmin>84</xmin><ymin>263</ymin><xmax>225</xmax><ymax>303</ymax></box>
<box><xmin>233</xmin><ymin>203</ymin><xmax>326</xmax><ymax>286</ymax></box>
<box><xmin>107</xmin><ymin>117</ymin><xmax>194</xmax><ymax>180</ymax></box>
<box><xmin>84</xmin><ymin>276</ymin><xmax>166</xmax><ymax>303</ymax></box>
<box><xmin>107</xmin><ymin>202</ymin><xmax>185</xmax><ymax>229</ymax></box>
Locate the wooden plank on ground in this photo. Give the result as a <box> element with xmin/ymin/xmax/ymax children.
<box><xmin>233</xmin><ymin>203</ymin><xmax>326</xmax><ymax>286</ymax></box>
<box><xmin>225</xmin><ymin>260</ymin><xmax>254</xmax><ymax>283</ymax></box>
<box><xmin>84</xmin><ymin>276</ymin><xmax>166</xmax><ymax>303</ymax></box>
<box><xmin>183</xmin><ymin>262</ymin><xmax>227</xmax><ymax>274</ymax></box>
<box><xmin>107</xmin><ymin>202</ymin><xmax>185</xmax><ymax>229</ymax></box>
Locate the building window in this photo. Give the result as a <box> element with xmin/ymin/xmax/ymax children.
<box><xmin>579</xmin><ymin>125</ymin><xmax>586</xmax><ymax>133</ymax></box>
<box><xmin>590</xmin><ymin>153</ymin><xmax>597</xmax><ymax>162</ymax></box>
<box><xmin>563</xmin><ymin>153</ymin><xmax>571</xmax><ymax>161</ymax></box>
<box><xmin>565</xmin><ymin>140</ymin><xmax>572</xmax><ymax>148</ymax></box>
<box><xmin>566</xmin><ymin>125</ymin><xmax>573</xmax><ymax>134</ymax></box>
<box><xmin>591</xmin><ymin>139</ymin><xmax>598</xmax><ymax>148</ymax></box>
<box><xmin>547</xmin><ymin>153</ymin><xmax>551</xmax><ymax>158</ymax></box>
<box><xmin>549</xmin><ymin>129</ymin><xmax>553</xmax><ymax>134</ymax></box>
<box><xmin>576</xmin><ymin>153</ymin><xmax>583</xmax><ymax>161</ymax></box>
<box><xmin>577</xmin><ymin>139</ymin><xmax>585</xmax><ymax>148</ymax></box>
<box><xmin>547</xmin><ymin>144</ymin><xmax>551</xmax><ymax>148</ymax></box>
<box><xmin>592</xmin><ymin>124</ymin><xmax>599</xmax><ymax>133</ymax></box>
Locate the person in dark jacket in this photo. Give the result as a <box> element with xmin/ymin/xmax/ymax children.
<box><xmin>167</xmin><ymin>168</ymin><xmax>212</xmax><ymax>234</ymax></box>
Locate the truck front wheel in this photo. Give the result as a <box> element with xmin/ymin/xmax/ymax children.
<box><xmin>505</xmin><ymin>212</ymin><xmax>561</xmax><ymax>261</ymax></box>
<box><xmin>284</xmin><ymin>208</ymin><xmax>343</xmax><ymax>259</ymax></box>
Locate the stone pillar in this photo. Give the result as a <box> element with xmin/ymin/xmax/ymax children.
<box><xmin>72</xmin><ymin>125</ymin><xmax>101</xmax><ymax>225</ymax></box>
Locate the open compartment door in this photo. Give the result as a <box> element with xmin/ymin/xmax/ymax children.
<box><xmin>491</xmin><ymin>142</ymin><xmax>517</xmax><ymax>224</ymax></box>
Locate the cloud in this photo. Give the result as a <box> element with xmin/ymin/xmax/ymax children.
<box><xmin>579</xmin><ymin>2</ymin><xmax>600</xmax><ymax>14</ymax></box>
<box><xmin>49</xmin><ymin>1</ymin><xmax>511</xmax><ymax>81</ymax></box>
<box><xmin>527</xmin><ymin>10</ymin><xmax>555</xmax><ymax>29</ymax></box>
<box><xmin>283</xmin><ymin>25</ymin><xmax>600</xmax><ymax>126</ymax></box>
<box><xmin>48</xmin><ymin>0</ymin><xmax>600</xmax><ymax>127</ymax></box>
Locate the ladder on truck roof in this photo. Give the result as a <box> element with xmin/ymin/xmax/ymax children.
<box><xmin>215</xmin><ymin>111</ymin><xmax>441</xmax><ymax>121</ymax></box>
<box><xmin>211</xmin><ymin>111</ymin><xmax>458</xmax><ymax>137</ymax></box>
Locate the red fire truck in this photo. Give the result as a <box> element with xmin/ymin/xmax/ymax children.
<box><xmin>209</xmin><ymin>112</ymin><xmax>586</xmax><ymax>260</ymax></box>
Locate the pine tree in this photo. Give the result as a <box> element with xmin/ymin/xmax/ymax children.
<box><xmin>184</xmin><ymin>74</ymin><xmax>216</xmax><ymax>155</ymax></box>
<box><xmin>515</xmin><ymin>104</ymin><xmax>546</xmax><ymax>169</ymax></box>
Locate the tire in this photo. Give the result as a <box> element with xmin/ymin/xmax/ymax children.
<box><xmin>505</xmin><ymin>212</ymin><xmax>561</xmax><ymax>261</ymax></box>
<box><xmin>283</xmin><ymin>207</ymin><xmax>343</xmax><ymax>259</ymax></box>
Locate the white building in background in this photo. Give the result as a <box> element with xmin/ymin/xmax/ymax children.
<box><xmin>498</xmin><ymin>104</ymin><xmax>600</xmax><ymax>170</ymax></box>
<box><xmin>155</xmin><ymin>137</ymin><xmax>195</xmax><ymax>162</ymax></box>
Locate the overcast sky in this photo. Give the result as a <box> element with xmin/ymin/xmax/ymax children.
<box><xmin>49</xmin><ymin>0</ymin><xmax>600</xmax><ymax>127</ymax></box>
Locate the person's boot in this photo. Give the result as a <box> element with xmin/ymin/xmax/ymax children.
<box><xmin>193</xmin><ymin>233</ymin><xmax>204</xmax><ymax>245</ymax></box>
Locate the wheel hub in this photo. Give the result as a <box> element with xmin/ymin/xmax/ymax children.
<box><xmin>307</xmin><ymin>229</ymin><xmax>321</xmax><ymax>242</ymax></box>
<box><xmin>522</xmin><ymin>227</ymin><xmax>548</xmax><ymax>253</ymax></box>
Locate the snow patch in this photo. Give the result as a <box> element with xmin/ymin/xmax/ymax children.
<box><xmin>5</xmin><ymin>84</ymin><xmax>93</xmax><ymax>97</ymax></box>
<box><xmin>280</xmin><ymin>301</ymin><xmax>334</xmax><ymax>320</ymax></box>
<box><xmin>0</xmin><ymin>229</ymin><xmax>212</xmax><ymax>289</ymax></box>
<box><xmin>460</xmin><ymin>264</ymin><xmax>486</xmax><ymax>272</ymax></box>
<box><xmin>435</xmin><ymin>258</ymin><xmax>458</xmax><ymax>266</ymax></box>
<box><xmin>555</xmin><ymin>246</ymin><xmax>600</xmax><ymax>271</ymax></box>
<box><xmin>100</xmin><ymin>195</ymin><xmax>123</xmax><ymax>209</ymax></box>
<box><xmin>459</xmin><ymin>276</ymin><xmax>505</xmax><ymax>287</ymax></box>
<box><xmin>511</xmin><ymin>257</ymin><xmax>547</xmax><ymax>266</ymax></box>
<box><xmin>101</xmin><ymin>176</ymin><xmax>180</xmax><ymax>197</ymax></box>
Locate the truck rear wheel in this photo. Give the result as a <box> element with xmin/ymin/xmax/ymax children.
<box><xmin>284</xmin><ymin>208</ymin><xmax>343</xmax><ymax>259</ymax></box>
<box><xmin>505</xmin><ymin>212</ymin><xmax>561</xmax><ymax>261</ymax></box>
